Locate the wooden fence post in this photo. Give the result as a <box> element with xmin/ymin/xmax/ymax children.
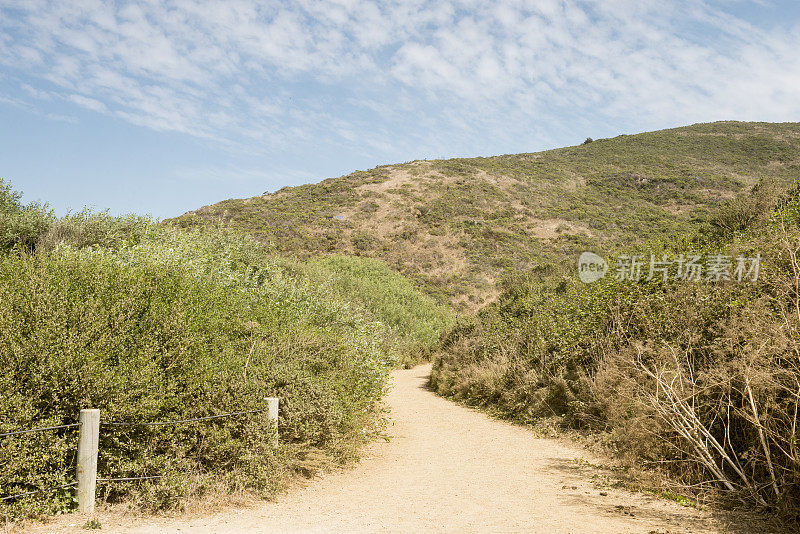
<box><xmin>76</xmin><ymin>409</ymin><xmax>100</xmax><ymax>514</ymax></box>
<box><xmin>266</xmin><ymin>398</ymin><xmax>279</xmax><ymax>446</ymax></box>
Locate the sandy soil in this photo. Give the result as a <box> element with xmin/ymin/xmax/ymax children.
<box><xmin>28</xmin><ymin>365</ymin><xmax>741</xmax><ymax>533</ymax></box>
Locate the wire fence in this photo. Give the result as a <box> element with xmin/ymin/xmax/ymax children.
<box><xmin>0</xmin><ymin>401</ymin><xmax>279</xmax><ymax>508</ymax></box>
<box><xmin>0</xmin><ymin>482</ymin><xmax>77</xmax><ymax>502</ymax></box>
<box><xmin>97</xmin><ymin>476</ymin><xmax>164</xmax><ymax>483</ymax></box>
<box><xmin>0</xmin><ymin>422</ymin><xmax>81</xmax><ymax>439</ymax></box>
<box><xmin>100</xmin><ymin>407</ymin><xmax>270</xmax><ymax>427</ymax></box>
<box><xmin>0</xmin><ymin>422</ymin><xmax>82</xmax><ymax>504</ymax></box>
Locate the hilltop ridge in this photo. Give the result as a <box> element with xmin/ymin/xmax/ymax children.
<box><xmin>172</xmin><ymin>121</ymin><xmax>800</xmax><ymax>308</ymax></box>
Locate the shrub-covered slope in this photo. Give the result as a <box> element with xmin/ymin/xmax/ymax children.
<box><xmin>298</xmin><ymin>255</ymin><xmax>453</xmax><ymax>366</ymax></box>
<box><xmin>172</xmin><ymin>121</ymin><xmax>800</xmax><ymax>308</ymax></box>
<box><xmin>431</xmin><ymin>181</ymin><xmax>800</xmax><ymax>521</ymax></box>
<box><xmin>0</xmin><ymin>179</ymin><xmax>444</xmax><ymax>519</ymax></box>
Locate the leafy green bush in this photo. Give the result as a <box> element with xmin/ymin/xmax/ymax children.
<box><xmin>0</xmin><ymin>186</ymin><xmax>394</xmax><ymax>519</ymax></box>
<box><xmin>301</xmin><ymin>255</ymin><xmax>454</xmax><ymax>366</ymax></box>
<box><xmin>36</xmin><ymin>210</ymin><xmax>151</xmax><ymax>251</ymax></box>
<box><xmin>0</xmin><ymin>178</ymin><xmax>54</xmax><ymax>252</ymax></box>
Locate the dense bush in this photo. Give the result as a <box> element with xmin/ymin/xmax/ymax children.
<box><xmin>0</xmin><ymin>181</ymin><xmax>396</xmax><ymax>519</ymax></box>
<box><xmin>431</xmin><ymin>182</ymin><xmax>800</xmax><ymax>522</ymax></box>
<box><xmin>302</xmin><ymin>255</ymin><xmax>454</xmax><ymax>365</ymax></box>
<box><xmin>36</xmin><ymin>210</ymin><xmax>151</xmax><ymax>251</ymax></box>
<box><xmin>0</xmin><ymin>179</ymin><xmax>53</xmax><ymax>252</ymax></box>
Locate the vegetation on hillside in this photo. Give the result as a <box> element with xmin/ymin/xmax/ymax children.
<box><xmin>0</xmin><ymin>179</ymin><xmax>444</xmax><ymax>520</ymax></box>
<box><xmin>298</xmin><ymin>255</ymin><xmax>453</xmax><ymax>366</ymax></box>
<box><xmin>171</xmin><ymin>121</ymin><xmax>800</xmax><ymax>308</ymax></box>
<box><xmin>6</xmin><ymin>121</ymin><xmax>800</xmax><ymax>525</ymax></box>
<box><xmin>430</xmin><ymin>180</ymin><xmax>800</xmax><ymax>522</ymax></box>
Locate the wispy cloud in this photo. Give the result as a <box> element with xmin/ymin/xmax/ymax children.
<box><xmin>69</xmin><ymin>93</ymin><xmax>106</xmax><ymax>112</ymax></box>
<box><xmin>1</xmin><ymin>0</ymin><xmax>798</xmax><ymax>158</ymax></box>
<box><xmin>0</xmin><ymin>86</ymin><xmax>78</xmax><ymax>122</ymax></box>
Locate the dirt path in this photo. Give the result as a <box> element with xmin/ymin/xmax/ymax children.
<box><xmin>31</xmin><ymin>365</ymin><xmax>733</xmax><ymax>533</ymax></box>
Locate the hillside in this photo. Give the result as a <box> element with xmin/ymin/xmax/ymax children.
<box><xmin>172</xmin><ymin>121</ymin><xmax>800</xmax><ymax>308</ymax></box>
<box><xmin>429</xmin><ymin>174</ymin><xmax>800</xmax><ymax>522</ymax></box>
<box><xmin>0</xmin><ymin>179</ymin><xmax>449</xmax><ymax>519</ymax></box>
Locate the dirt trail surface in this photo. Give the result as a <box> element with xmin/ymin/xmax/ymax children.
<box><xmin>31</xmin><ymin>365</ymin><xmax>732</xmax><ymax>533</ymax></box>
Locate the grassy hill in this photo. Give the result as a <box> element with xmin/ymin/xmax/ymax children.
<box><xmin>172</xmin><ymin>121</ymin><xmax>800</xmax><ymax>308</ymax></box>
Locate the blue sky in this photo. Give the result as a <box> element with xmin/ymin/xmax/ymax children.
<box><xmin>1</xmin><ymin>0</ymin><xmax>800</xmax><ymax>219</ymax></box>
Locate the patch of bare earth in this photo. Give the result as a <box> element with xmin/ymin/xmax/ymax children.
<box><xmin>524</xmin><ymin>218</ymin><xmax>593</xmax><ymax>239</ymax></box>
<box><xmin>25</xmin><ymin>365</ymin><xmax>759</xmax><ymax>534</ymax></box>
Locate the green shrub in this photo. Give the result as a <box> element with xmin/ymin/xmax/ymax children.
<box><xmin>0</xmin><ymin>178</ymin><xmax>54</xmax><ymax>252</ymax></box>
<box><xmin>0</xmin><ymin>204</ymin><xmax>392</xmax><ymax>519</ymax></box>
<box><xmin>302</xmin><ymin>255</ymin><xmax>454</xmax><ymax>366</ymax></box>
<box><xmin>36</xmin><ymin>210</ymin><xmax>151</xmax><ymax>251</ymax></box>
<box><xmin>702</xmin><ymin>179</ymin><xmax>782</xmax><ymax>241</ymax></box>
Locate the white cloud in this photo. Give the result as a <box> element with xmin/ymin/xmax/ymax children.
<box><xmin>0</xmin><ymin>0</ymin><xmax>798</xmax><ymax>159</ymax></box>
<box><xmin>44</xmin><ymin>112</ymin><xmax>79</xmax><ymax>124</ymax></box>
<box><xmin>68</xmin><ymin>93</ymin><xmax>107</xmax><ymax>112</ymax></box>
